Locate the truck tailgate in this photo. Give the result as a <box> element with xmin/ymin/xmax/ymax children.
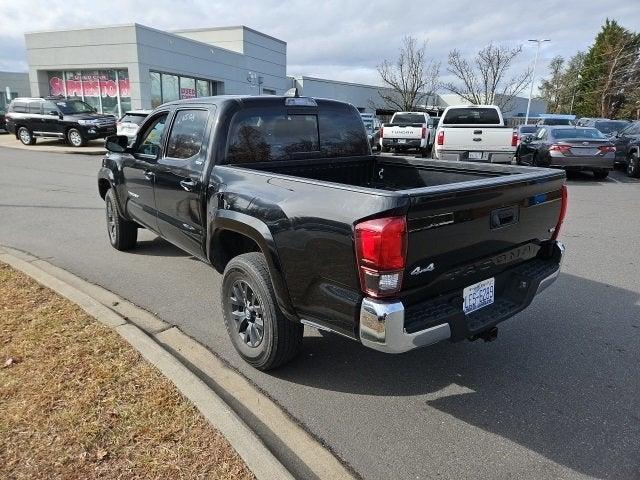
<box><xmin>401</xmin><ymin>169</ymin><xmax>565</xmax><ymax>299</ymax></box>
<box><xmin>441</xmin><ymin>127</ymin><xmax>514</xmax><ymax>151</ymax></box>
<box><xmin>385</xmin><ymin>124</ymin><xmax>423</xmax><ymax>139</ymax></box>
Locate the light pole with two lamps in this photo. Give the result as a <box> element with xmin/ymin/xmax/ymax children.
<box><xmin>524</xmin><ymin>38</ymin><xmax>550</xmax><ymax>124</ymax></box>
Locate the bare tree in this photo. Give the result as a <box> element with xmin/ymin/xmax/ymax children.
<box><xmin>443</xmin><ymin>43</ymin><xmax>531</xmax><ymax>111</ymax></box>
<box><xmin>377</xmin><ymin>36</ymin><xmax>440</xmax><ymax>111</ymax></box>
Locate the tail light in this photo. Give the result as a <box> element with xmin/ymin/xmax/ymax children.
<box><xmin>551</xmin><ymin>185</ymin><xmax>568</xmax><ymax>240</ymax></box>
<box><xmin>380</xmin><ymin>126</ymin><xmax>384</xmax><ymax>139</ymax></box>
<box><xmin>421</xmin><ymin>127</ymin><xmax>427</xmax><ymax>139</ymax></box>
<box><xmin>437</xmin><ymin>130</ymin><xmax>444</xmax><ymax>146</ymax></box>
<box><xmin>598</xmin><ymin>145</ymin><xmax>615</xmax><ymax>154</ymax></box>
<box><xmin>550</xmin><ymin>144</ymin><xmax>572</xmax><ymax>153</ymax></box>
<box><xmin>354</xmin><ymin>216</ymin><xmax>407</xmax><ymax>298</ymax></box>
<box><xmin>511</xmin><ymin>130</ymin><xmax>518</xmax><ymax>147</ymax></box>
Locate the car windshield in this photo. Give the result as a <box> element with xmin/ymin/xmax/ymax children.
<box><xmin>552</xmin><ymin>128</ymin><xmax>606</xmax><ymax>140</ymax></box>
<box><xmin>542</xmin><ymin>118</ymin><xmax>573</xmax><ymax>125</ymax></box>
<box><xmin>594</xmin><ymin>120</ymin><xmax>629</xmax><ymax>134</ymax></box>
<box><xmin>120</xmin><ymin>114</ymin><xmax>147</xmax><ymax>124</ymax></box>
<box><xmin>54</xmin><ymin>100</ymin><xmax>96</xmax><ymax>114</ymax></box>
<box><xmin>393</xmin><ymin>113</ymin><xmax>426</xmax><ymax>124</ymax></box>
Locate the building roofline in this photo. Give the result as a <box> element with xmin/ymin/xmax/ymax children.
<box><xmin>291</xmin><ymin>75</ymin><xmax>385</xmax><ymax>90</ymax></box>
<box><xmin>25</xmin><ymin>22</ymin><xmax>140</xmax><ymax>35</ymax></box>
<box><xmin>173</xmin><ymin>25</ymin><xmax>286</xmax><ymax>45</ymax></box>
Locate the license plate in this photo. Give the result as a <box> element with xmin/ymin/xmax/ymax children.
<box><xmin>463</xmin><ymin>278</ymin><xmax>495</xmax><ymax>314</ymax></box>
<box><xmin>398</xmin><ymin>139</ymin><xmax>406</xmax><ymax>144</ymax></box>
<box><xmin>468</xmin><ymin>152</ymin><xmax>483</xmax><ymax>159</ymax></box>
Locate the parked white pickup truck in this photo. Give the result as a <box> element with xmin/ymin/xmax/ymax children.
<box><xmin>433</xmin><ymin>105</ymin><xmax>517</xmax><ymax>163</ymax></box>
<box><xmin>381</xmin><ymin>111</ymin><xmax>430</xmax><ymax>157</ymax></box>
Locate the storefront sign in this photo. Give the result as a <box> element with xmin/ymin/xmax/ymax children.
<box><xmin>49</xmin><ymin>75</ymin><xmax>130</xmax><ymax>98</ymax></box>
<box><xmin>180</xmin><ymin>87</ymin><xmax>196</xmax><ymax>99</ymax></box>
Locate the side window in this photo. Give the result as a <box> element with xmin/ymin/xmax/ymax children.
<box><xmin>12</xmin><ymin>101</ymin><xmax>27</xmax><ymax>113</ymax></box>
<box><xmin>28</xmin><ymin>101</ymin><xmax>43</xmax><ymax>114</ymax></box>
<box><xmin>135</xmin><ymin>113</ymin><xmax>168</xmax><ymax>157</ymax></box>
<box><xmin>42</xmin><ymin>101</ymin><xmax>59</xmax><ymax>116</ymax></box>
<box><xmin>164</xmin><ymin>109</ymin><xmax>209</xmax><ymax>163</ymax></box>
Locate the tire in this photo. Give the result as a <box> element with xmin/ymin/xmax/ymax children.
<box><xmin>381</xmin><ymin>146</ymin><xmax>390</xmax><ymax>153</ymax></box>
<box><xmin>592</xmin><ymin>169</ymin><xmax>609</xmax><ymax>180</ymax></box>
<box><xmin>419</xmin><ymin>147</ymin><xmax>429</xmax><ymax>158</ymax></box>
<box><xmin>17</xmin><ymin>126</ymin><xmax>36</xmax><ymax>145</ymax></box>
<box><xmin>105</xmin><ymin>188</ymin><xmax>138</xmax><ymax>250</ymax></box>
<box><xmin>67</xmin><ymin>128</ymin><xmax>85</xmax><ymax>147</ymax></box>
<box><xmin>627</xmin><ymin>152</ymin><xmax>640</xmax><ymax>178</ymax></box>
<box><xmin>222</xmin><ymin>252</ymin><xmax>303</xmax><ymax>371</ymax></box>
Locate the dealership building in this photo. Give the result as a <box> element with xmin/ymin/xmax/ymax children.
<box><xmin>15</xmin><ymin>23</ymin><xmax>546</xmax><ymax>119</ymax></box>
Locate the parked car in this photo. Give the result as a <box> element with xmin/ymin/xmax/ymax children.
<box><xmin>516</xmin><ymin>126</ymin><xmax>615</xmax><ymax>179</ymax></box>
<box><xmin>5</xmin><ymin>97</ymin><xmax>116</xmax><ymax>147</ymax></box>
<box><xmin>0</xmin><ymin>109</ymin><xmax>6</xmax><ymax>131</ymax></box>
<box><xmin>117</xmin><ymin>110</ymin><xmax>151</xmax><ymax>142</ymax></box>
<box><xmin>98</xmin><ymin>93</ymin><xmax>566</xmax><ymax>370</ymax></box>
<box><xmin>360</xmin><ymin>113</ymin><xmax>381</xmax><ymax>152</ymax></box>
<box><xmin>576</xmin><ymin>117</ymin><xmax>604</xmax><ymax>127</ymax></box>
<box><xmin>580</xmin><ymin>118</ymin><xmax>630</xmax><ymax>137</ymax></box>
<box><xmin>380</xmin><ymin>111</ymin><xmax>430</xmax><ymax>156</ymax></box>
<box><xmin>426</xmin><ymin>116</ymin><xmax>440</xmax><ymax>149</ymax></box>
<box><xmin>433</xmin><ymin>105</ymin><xmax>517</xmax><ymax>163</ymax></box>
<box><xmin>536</xmin><ymin>115</ymin><xmax>576</xmax><ymax>126</ymax></box>
<box><xmin>514</xmin><ymin>124</ymin><xmax>539</xmax><ymax>158</ymax></box>
<box><xmin>613</xmin><ymin>120</ymin><xmax>640</xmax><ymax>178</ymax></box>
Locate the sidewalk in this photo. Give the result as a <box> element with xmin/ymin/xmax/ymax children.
<box><xmin>0</xmin><ymin>132</ymin><xmax>105</xmax><ymax>155</ymax></box>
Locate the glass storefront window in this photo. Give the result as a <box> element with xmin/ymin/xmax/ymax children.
<box><xmin>196</xmin><ymin>79</ymin><xmax>211</xmax><ymax>98</ymax></box>
<box><xmin>162</xmin><ymin>74</ymin><xmax>179</xmax><ymax>103</ymax></box>
<box><xmin>46</xmin><ymin>68</ymin><xmax>130</xmax><ymax>117</ymax></box>
<box><xmin>150</xmin><ymin>72</ymin><xmax>162</xmax><ymax>108</ymax></box>
<box><xmin>180</xmin><ymin>77</ymin><xmax>196</xmax><ymax>99</ymax></box>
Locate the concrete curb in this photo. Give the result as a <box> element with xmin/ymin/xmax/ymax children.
<box><xmin>0</xmin><ymin>135</ymin><xmax>105</xmax><ymax>156</ymax></box>
<box><xmin>0</xmin><ymin>246</ymin><xmax>294</xmax><ymax>480</ymax></box>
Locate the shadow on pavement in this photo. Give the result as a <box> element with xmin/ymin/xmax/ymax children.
<box><xmin>273</xmin><ymin>273</ymin><xmax>640</xmax><ymax>479</ymax></box>
<box><xmin>132</xmin><ymin>236</ymin><xmax>193</xmax><ymax>258</ymax></box>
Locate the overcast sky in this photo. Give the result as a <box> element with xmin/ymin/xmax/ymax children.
<box><xmin>1</xmin><ymin>0</ymin><xmax>639</xmax><ymax>91</ymax></box>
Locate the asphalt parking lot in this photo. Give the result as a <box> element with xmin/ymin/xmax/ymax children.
<box><xmin>1</xmin><ymin>147</ymin><xmax>638</xmax><ymax>479</ymax></box>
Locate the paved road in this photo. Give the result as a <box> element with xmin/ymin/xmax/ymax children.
<box><xmin>1</xmin><ymin>146</ymin><xmax>639</xmax><ymax>479</ymax></box>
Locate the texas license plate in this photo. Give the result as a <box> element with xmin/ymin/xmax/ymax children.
<box><xmin>398</xmin><ymin>139</ymin><xmax>406</xmax><ymax>144</ymax></box>
<box><xmin>463</xmin><ymin>278</ymin><xmax>495</xmax><ymax>314</ymax></box>
<box><xmin>468</xmin><ymin>152</ymin><xmax>483</xmax><ymax>159</ymax></box>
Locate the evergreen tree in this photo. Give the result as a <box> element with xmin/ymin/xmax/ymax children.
<box><xmin>574</xmin><ymin>19</ymin><xmax>640</xmax><ymax>118</ymax></box>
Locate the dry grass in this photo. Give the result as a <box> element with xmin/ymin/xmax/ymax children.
<box><xmin>0</xmin><ymin>262</ymin><xmax>254</xmax><ymax>480</ymax></box>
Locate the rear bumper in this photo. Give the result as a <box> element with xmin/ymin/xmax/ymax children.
<box><xmin>382</xmin><ymin>138</ymin><xmax>425</xmax><ymax>149</ymax></box>
<box><xmin>359</xmin><ymin>241</ymin><xmax>564</xmax><ymax>354</ymax></box>
<box><xmin>548</xmin><ymin>153</ymin><xmax>614</xmax><ymax>169</ymax></box>
<box><xmin>436</xmin><ymin>149</ymin><xmax>514</xmax><ymax>163</ymax></box>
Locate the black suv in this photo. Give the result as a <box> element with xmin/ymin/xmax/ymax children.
<box><xmin>613</xmin><ymin>120</ymin><xmax>640</xmax><ymax>178</ymax></box>
<box><xmin>5</xmin><ymin>97</ymin><xmax>116</xmax><ymax>147</ymax></box>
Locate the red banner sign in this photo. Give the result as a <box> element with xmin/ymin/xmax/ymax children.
<box><xmin>180</xmin><ymin>87</ymin><xmax>196</xmax><ymax>99</ymax></box>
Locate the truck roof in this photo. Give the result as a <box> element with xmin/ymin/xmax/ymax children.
<box><xmin>160</xmin><ymin>95</ymin><xmax>354</xmax><ymax>111</ymax></box>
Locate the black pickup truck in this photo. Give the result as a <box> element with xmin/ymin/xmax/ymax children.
<box><xmin>98</xmin><ymin>93</ymin><xmax>567</xmax><ymax>370</ymax></box>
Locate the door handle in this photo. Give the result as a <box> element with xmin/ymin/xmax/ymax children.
<box><xmin>180</xmin><ymin>179</ymin><xmax>197</xmax><ymax>192</ymax></box>
<box><xmin>143</xmin><ymin>170</ymin><xmax>155</xmax><ymax>180</ymax></box>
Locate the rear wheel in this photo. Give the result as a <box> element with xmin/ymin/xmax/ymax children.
<box><xmin>381</xmin><ymin>146</ymin><xmax>390</xmax><ymax>153</ymax></box>
<box><xmin>222</xmin><ymin>252</ymin><xmax>303</xmax><ymax>370</ymax></box>
<box><xmin>592</xmin><ymin>169</ymin><xmax>609</xmax><ymax>180</ymax></box>
<box><xmin>67</xmin><ymin>128</ymin><xmax>85</xmax><ymax>147</ymax></box>
<box><xmin>105</xmin><ymin>188</ymin><xmax>138</xmax><ymax>250</ymax></box>
<box><xmin>17</xmin><ymin>127</ymin><xmax>36</xmax><ymax>145</ymax></box>
<box><xmin>627</xmin><ymin>152</ymin><xmax>640</xmax><ymax>178</ymax></box>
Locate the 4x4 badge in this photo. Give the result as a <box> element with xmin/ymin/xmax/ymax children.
<box><xmin>410</xmin><ymin>263</ymin><xmax>435</xmax><ymax>275</ymax></box>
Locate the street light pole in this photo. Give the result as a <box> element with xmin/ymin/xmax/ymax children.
<box><xmin>525</xmin><ymin>39</ymin><xmax>550</xmax><ymax>124</ymax></box>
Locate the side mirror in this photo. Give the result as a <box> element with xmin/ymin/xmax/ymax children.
<box><xmin>48</xmin><ymin>110</ymin><xmax>59</xmax><ymax>116</ymax></box>
<box><xmin>105</xmin><ymin>134</ymin><xmax>129</xmax><ymax>153</ymax></box>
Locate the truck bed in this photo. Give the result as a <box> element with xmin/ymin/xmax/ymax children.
<box><xmin>240</xmin><ymin>155</ymin><xmax>507</xmax><ymax>191</ymax></box>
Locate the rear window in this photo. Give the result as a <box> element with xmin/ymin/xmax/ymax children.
<box><xmin>519</xmin><ymin>125</ymin><xmax>538</xmax><ymax>134</ymax></box>
<box><xmin>226</xmin><ymin>108</ymin><xmax>367</xmax><ymax>163</ymax></box>
<box><xmin>552</xmin><ymin>128</ymin><xmax>605</xmax><ymax>140</ymax></box>
<box><xmin>10</xmin><ymin>101</ymin><xmax>27</xmax><ymax>113</ymax></box>
<box><xmin>120</xmin><ymin>113</ymin><xmax>147</xmax><ymax>124</ymax></box>
<box><xmin>541</xmin><ymin>118</ymin><xmax>573</xmax><ymax>126</ymax></box>
<box><xmin>594</xmin><ymin>120</ymin><xmax>629</xmax><ymax>134</ymax></box>
<box><xmin>443</xmin><ymin>108</ymin><xmax>500</xmax><ymax>125</ymax></box>
<box><xmin>393</xmin><ymin>113</ymin><xmax>426</xmax><ymax>124</ymax></box>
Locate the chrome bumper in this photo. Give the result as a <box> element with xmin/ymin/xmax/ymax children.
<box><xmin>359</xmin><ymin>242</ymin><xmax>565</xmax><ymax>354</ymax></box>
